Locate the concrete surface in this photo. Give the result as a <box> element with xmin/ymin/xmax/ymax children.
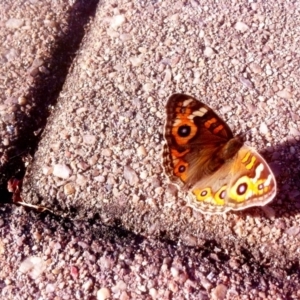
<box><xmin>1</xmin><ymin>0</ymin><xmax>300</xmax><ymax>299</ymax></box>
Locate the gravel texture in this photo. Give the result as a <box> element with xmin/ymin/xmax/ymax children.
<box><xmin>0</xmin><ymin>0</ymin><xmax>98</xmax><ymax>189</ymax></box>
<box><xmin>1</xmin><ymin>0</ymin><xmax>300</xmax><ymax>299</ymax></box>
<box><xmin>1</xmin><ymin>204</ymin><xmax>299</xmax><ymax>299</ymax></box>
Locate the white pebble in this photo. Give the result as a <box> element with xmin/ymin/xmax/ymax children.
<box><xmin>120</xmin><ymin>33</ymin><xmax>131</xmax><ymax>41</ymax></box>
<box><xmin>97</xmin><ymin>287</ymin><xmax>111</xmax><ymax>300</ymax></box>
<box><xmin>259</xmin><ymin>122</ymin><xmax>269</xmax><ymax>135</ymax></box>
<box><xmin>170</xmin><ymin>267</ymin><xmax>179</xmax><ymax>278</ymax></box>
<box><xmin>290</xmin><ymin>127</ymin><xmax>300</xmax><ymax>136</ymax></box>
<box><xmin>204</xmin><ymin>47</ymin><xmax>215</xmax><ymax>57</ymax></box>
<box><xmin>5</xmin><ymin>18</ymin><xmax>24</xmax><ymax>29</ymax></box>
<box><xmin>45</xmin><ymin>284</ymin><xmax>55</xmax><ymax>293</ymax></box>
<box><xmin>277</xmin><ymin>90</ymin><xmax>292</xmax><ymax>99</ymax></box>
<box><xmin>42</xmin><ymin>165</ymin><xmax>53</xmax><ymax>175</ymax></box>
<box><xmin>95</xmin><ymin>175</ymin><xmax>105</xmax><ymax>183</ymax></box>
<box><xmin>130</xmin><ymin>56</ymin><xmax>143</xmax><ymax>67</ymax></box>
<box><xmin>265</xmin><ymin>68</ymin><xmax>273</xmax><ymax>76</ymax></box>
<box><xmin>123</xmin><ymin>149</ymin><xmax>132</xmax><ymax>156</ymax></box>
<box><xmin>82</xmin><ymin>279</ymin><xmax>93</xmax><ymax>291</ymax></box>
<box><xmin>102</xmin><ymin>148</ymin><xmax>113</xmax><ymax>157</ymax></box>
<box><xmin>19</xmin><ymin>257</ymin><xmax>46</xmax><ymax>279</ymax></box>
<box><xmin>137</xmin><ymin>145</ymin><xmax>147</xmax><ymax>157</ymax></box>
<box><xmin>76</xmin><ymin>174</ymin><xmax>88</xmax><ymax>186</ymax></box>
<box><xmin>110</xmin><ymin>15</ymin><xmax>125</xmax><ymax>29</ymax></box>
<box><xmin>124</xmin><ymin>166</ymin><xmax>139</xmax><ymax>186</ymax></box>
<box><xmin>235</xmin><ymin>21</ymin><xmax>249</xmax><ymax>32</ymax></box>
<box><xmin>143</xmin><ymin>83</ymin><xmax>154</xmax><ymax>92</ymax></box>
<box><xmin>163</xmin><ymin>69</ymin><xmax>172</xmax><ymax>82</ymax></box>
<box><xmin>53</xmin><ymin>164</ymin><xmax>72</xmax><ymax>179</ymax></box>
<box><xmin>140</xmin><ymin>171</ymin><xmax>148</xmax><ymax>179</ymax></box>
<box><xmin>149</xmin><ymin>288</ymin><xmax>158</xmax><ymax>298</ymax></box>
<box><xmin>83</xmin><ymin>134</ymin><xmax>97</xmax><ymax>145</ymax></box>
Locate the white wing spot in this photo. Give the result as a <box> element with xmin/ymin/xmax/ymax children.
<box><xmin>254</xmin><ymin>163</ymin><xmax>264</xmax><ymax>182</ymax></box>
<box><xmin>173</xmin><ymin>119</ymin><xmax>182</xmax><ymax>126</ymax></box>
<box><xmin>187</xmin><ymin>108</ymin><xmax>208</xmax><ymax>119</ymax></box>
<box><xmin>264</xmin><ymin>174</ymin><xmax>272</xmax><ymax>187</ymax></box>
<box><xmin>192</xmin><ymin>107</ymin><xmax>208</xmax><ymax>117</ymax></box>
<box><xmin>182</xmin><ymin>99</ymin><xmax>194</xmax><ymax>107</ymax></box>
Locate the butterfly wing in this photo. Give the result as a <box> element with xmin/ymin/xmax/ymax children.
<box><xmin>187</xmin><ymin>145</ymin><xmax>277</xmax><ymax>213</ymax></box>
<box><xmin>163</xmin><ymin>93</ymin><xmax>236</xmax><ymax>189</ymax></box>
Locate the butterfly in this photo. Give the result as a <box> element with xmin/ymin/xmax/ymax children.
<box><xmin>163</xmin><ymin>93</ymin><xmax>277</xmax><ymax>214</ymax></box>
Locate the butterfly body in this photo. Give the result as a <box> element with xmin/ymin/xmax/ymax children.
<box><xmin>163</xmin><ymin>94</ymin><xmax>277</xmax><ymax>214</ymax></box>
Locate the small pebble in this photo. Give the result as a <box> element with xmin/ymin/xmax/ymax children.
<box><xmin>120</xmin><ymin>33</ymin><xmax>131</xmax><ymax>41</ymax></box>
<box><xmin>204</xmin><ymin>47</ymin><xmax>215</xmax><ymax>57</ymax></box>
<box><xmin>239</xmin><ymin>76</ymin><xmax>253</xmax><ymax>89</ymax></box>
<box><xmin>130</xmin><ymin>56</ymin><xmax>143</xmax><ymax>67</ymax></box>
<box><xmin>95</xmin><ymin>175</ymin><xmax>105</xmax><ymax>183</ymax></box>
<box><xmin>53</xmin><ymin>164</ymin><xmax>72</xmax><ymax>179</ymax></box>
<box><xmin>88</xmin><ymin>155</ymin><xmax>98</xmax><ymax>165</ymax></box>
<box><xmin>76</xmin><ymin>174</ymin><xmax>88</xmax><ymax>186</ymax></box>
<box><xmin>285</xmin><ymin>226</ymin><xmax>300</xmax><ymax>236</ymax></box>
<box><xmin>164</xmin><ymin>69</ymin><xmax>172</xmax><ymax>82</ymax></box>
<box><xmin>83</xmin><ymin>134</ymin><xmax>97</xmax><ymax>145</ymax></box>
<box><xmin>5</xmin><ymin>18</ymin><xmax>24</xmax><ymax>29</ymax></box>
<box><xmin>77</xmin><ymin>161</ymin><xmax>89</xmax><ymax>171</ymax></box>
<box><xmin>18</xmin><ymin>96</ymin><xmax>27</xmax><ymax>105</ymax></box>
<box><xmin>249</xmin><ymin>63</ymin><xmax>262</xmax><ymax>74</ymax></box>
<box><xmin>170</xmin><ymin>267</ymin><xmax>179</xmax><ymax>278</ymax></box>
<box><xmin>110</xmin><ymin>15</ymin><xmax>126</xmax><ymax>29</ymax></box>
<box><xmin>64</xmin><ymin>183</ymin><xmax>75</xmax><ymax>195</ymax></box>
<box><xmin>140</xmin><ymin>171</ymin><xmax>148</xmax><ymax>179</ymax></box>
<box><xmin>235</xmin><ymin>21</ymin><xmax>249</xmax><ymax>32</ymax></box>
<box><xmin>97</xmin><ymin>287</ymin><xmax>111</xmax><ymax>300</ymax></box>
<box><xmin>259</xmin><ymin>122</ymin><xmax>269</xmax><ymax>135</ymax></box>
<box><xmin>50</xmin><ymin>142</ymin><xmax>60</xmax><ymax>152</ymax></box>
<box><xmin>45</xmin><ymin>284</ymin><xmax>55</xmax><ymax>293</ymax></box>
<box><xmin>19</xmin><ymin>257</ymin><xmax>46</xmax><ymax>279</ymax></box>
<box><xmin>265</xmin><ymin>67</ymin><xmax>273</xmax><ymax>76</ymax></box>
<box><xmin>277</xmin><ymin>90</ymin><xmax>292</xmax><ymax>99</ymax></box>
<box><xmin>199</xmin><ymin>273</ymin><xmax>212</xmax><ymax>291</ymax></box>
<box><xmin>82</xmin><ymin>279</ymin><xmax>93</xmax><ymax>291</ymax></box>
<box><xmin>143</xmin><ymin>83</ymin><xmax>154</xmax><ymax>92</ymax></box>
<box><xmin>120</xmin><ymin>291</ymin><xmax>130</xmax><ymax>300</ymax></box>
<box><xmin>70</xmin><ymin>266</ymin><xmax>79</xmax><ymax>278</ymax></box>
<box><xmin>102</xmin><ymin>148</ymin><xmax>113</xmax><ymax>157</ymax></box>
<box><xmin>211</xmin><ymin>284</ymin><xmax>227</xmax><ymax>300</ymax></box>
<box><xmin>149</xmin><ymin>288</ymin><xmax>158</xmax><ymax>298</ymax></box>
<box><xmin>137</xmin><ymin>145</ymin><xmax>147</xmax><ymax>156</ymax></box>
<box><xmin>124</xmin><ymin>166</ymin><xmax>139</xmax><ymax>185</ymax></box>
<box><xmin>290</xmin><ymin>127</ymin><xmax>300</xmax><ymax>136</ymax></box>
<box><xmin>70</xmin><ymin>136</ymin><xmax>80</xmax><ymax>144</ymax></box>
<box><xmin>2</xmin><ymin>138</ymin><xmax>10</xmax><ymax>146</ymax></box>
